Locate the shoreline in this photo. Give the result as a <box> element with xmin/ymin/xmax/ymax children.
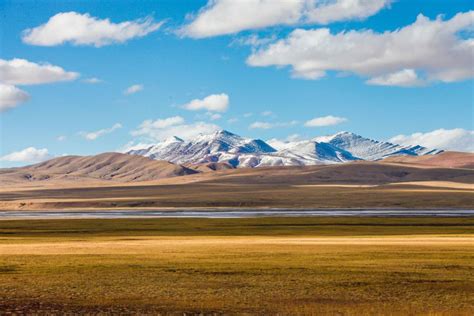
<box><xmin>1</xmin><ymin>208</ymin><xmax>473</xmax><ymax>220</ymax></box>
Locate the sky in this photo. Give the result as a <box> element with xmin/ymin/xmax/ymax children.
<box><xmin>0</xmin><ymin>0</ymin><xmax>473</xmax><ymax>167</ymax></box>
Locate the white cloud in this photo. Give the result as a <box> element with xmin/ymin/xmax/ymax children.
<box><xmin>181</xmin><ymin>0</ymin><xmax>390</xmax><ymax>38</ymax></box>
<box><xmin>367</xmin><ymin>69</ymin><xmax>424</xmax><ymax>87</ymax></box>
<box><xmin>261</xmin><ymin>110</ymin><xmax>273</xmax><ymax>117</ymax></box>
<box><xmin>243</xmin><ymin>112</ymin><xmax>253</xmax><ymax>118</ymax></box>
<box><xmin>0</xmin><ymin>83</ymin><xmax>30</xmax><ymax>112</ymax></box>
<box><xmin>182</xmin><ymin>93</ymin><xmax>229</xmax><ymax>112</ymax></box>
<box><xmin>1</xmin><ymin>147</ymin><xmax>52</xmax><ymax>163</ymax></box>
<box><xmin>390</xmin><ymin>128</ymin><xmax>474</xmax><ymax>152</ymax></box>
<box><xmin>22</xmin><ymin>12</ymin><xmax>163</xmax><ymax>47</ymax></box>
<box><xmin>0</xmin><ymin>59</ymin><xmax>78</xmax><ymax>112</ymax></box>
<box><xmin>305</xmin><ymin>0</ymin><xmax>391</xmax><ymax>24</ymax></box>
<box><xmin>83</xmin><ymin>77</ymin><xmax>103</xmax><ymax>84</ymax></box>
<box><xmin>136</xmin><ymin>116</ymin><xmax>185</xmax><ymax>130</ymax></box>
<box><xmin>57</xmin><ymin>135</ymin><xmax>67</xmax><ymax>141</ymax></box>
<box><xmin>0</xmin><ymin>58</ymin><xmax>79</xmax><ymax>85</ymax></box>
<box><xmin>247</xmin><ymin>12</ymin><xmax>474</xmax><ymax>86</ymax></box>
<box><xmin>227</xmin><ymin>117</ymin><xmax>238</xmax><ymax>123</ymax></box>
<box><xmin>305</xmin><ymin>115</ymin><xmax>347</xmax><ymax>127</ymax></box>
<box><xmin>249</xmin><ymin>120</ymin><xmax>298</xmax><ymax>129</ymax></box>
<box><xmin>124</xmin><ymin>84</ymin><xmax>143</xmax><ymax>95</ymax></box>
<box><xmin>79</xmin><ymin>123</ymin><xmax>122</xmax><ymax>140</ymax></box>
<box><xmin>131</xmin><ymin>116</ymin><xmax>220</xmax><ymax>141</ymax></box>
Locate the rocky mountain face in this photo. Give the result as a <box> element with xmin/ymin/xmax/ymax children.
<box><xmin>127</xmin><ymin>130</ymin><xmax>442</xmax><ymax>168</ymax></box>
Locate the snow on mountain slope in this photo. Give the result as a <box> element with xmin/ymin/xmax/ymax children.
<box><xmin>314</xmin><ymin>132</ymin><xmax>443</xmax><ymax>161</ymax></box>
<box><xmin>278</xmin><ymin>140</ymin><xmax>358</xmax><ymax>164</ymax></box>
<box><xmin>128</xmin><ymin>130</ymin><xmax>281</xmax><ymax>168</ymax></box>
<box><xmin>128</xmin><ymin>130</ymin><xmax>441</xmax><ymax>168</ymax></box>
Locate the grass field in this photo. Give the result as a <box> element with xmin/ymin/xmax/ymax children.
<box><xmin>1</xmin><ymin>182</ymin><xmax>473</xmax><ymax>210</ymax></box>
<box><xmin>1</xmin><ymin>217</ymin><xmax>473</xmax><ymax>314</ymax></box>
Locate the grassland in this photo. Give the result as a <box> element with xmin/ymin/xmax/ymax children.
<box><xmin>1</xmin><ymin>159</ymin><xmax>473</xmax><ymax>211</ymax></box>
<box><xmin>1</xmin><ymin>182</ymin><xmax>473</xmax><ymax>210</ymax></box>
<box><xmin>1</xmin><ymin>217</ymin><xmax>473</xmax><ymax>315</ymax></box>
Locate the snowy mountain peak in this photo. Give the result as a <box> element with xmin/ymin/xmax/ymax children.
<box><xmin>195</xmin><ymin>129</ymin><xmax>240</xmax><ymax>142</ymax></box>
<box><xmin>214</xmin><ymin>129</ymin><xmax>237</xmax><ymax>137</ymax></box>
<box><xmin>163</xmin><ymin>136</ymin><xmax>184</xmax><ymax>143</ymax></box>
<box><xmin>127</xmin><ymin>130</ymin><xmax>441</xmax><ymax>168</ymax></box>
<box><xmin>314</xmin><ymin>131</ymin><xmax>440</xmax><ymax>161</ymax></box>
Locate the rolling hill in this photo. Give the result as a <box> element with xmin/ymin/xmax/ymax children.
<box><xmin>0</xmin><ymin>152</ymin><xmax>197</xmax><ymax>185</ymax></box>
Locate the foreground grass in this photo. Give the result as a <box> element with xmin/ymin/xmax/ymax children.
<box><xmin>0</xmin><ymin>217</ymin><xmax>473</xmax><ymax>315</ymax></box>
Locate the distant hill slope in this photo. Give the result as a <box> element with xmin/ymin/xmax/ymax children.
<box><xmin>0</xmin><ymin>152</ymin><xmax>197</xmax><ymax>185</ymax></box>
<box><xmin>382</xmin><ymin>152</ymin><xmax>474</xmax><ymax>169</ymax></box>
<box><xmin>1</xmin><ymin>151</ymin><xmax>472</xmax><ymax>190</ymax></box>
<box><xmin>195</xmin><ymin>161</ymin><xmax>474</xmax><ymax>186</ymax></box>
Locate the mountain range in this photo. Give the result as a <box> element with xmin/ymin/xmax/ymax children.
<box><xmin>127</xmin><ymin>130</ymin><xmax>443</xmax><ymax>168</ymax></box>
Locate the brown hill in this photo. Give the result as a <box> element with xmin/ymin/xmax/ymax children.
<box><xmin>187</xmin><ymin>162</ymin><xmax>236</xmax><ymax>173</ymax></box>
<box><xmin>382</xmin><ymin>152</ymin><xmax>474</xmax><ymax>169</ymax></box>
<box><xmin>0</xmin><ymin>152</ymin><xmax>197</xmax><ymax>185</ymax></box>
<box><xmin>194</xmin><ymin>161</ymin><xmax>474</xmax><ymax>186</ymax></box>
<box><xmin>0</xmin><ymin>160</ymin><xmax>472</xmax><ymax>210</ymax></box>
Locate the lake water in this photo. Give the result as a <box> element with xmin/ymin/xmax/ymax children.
<box><xmin>0</xmin><ymin>209</ymin><xmax>473</xmax><ymax>219</ymax></box>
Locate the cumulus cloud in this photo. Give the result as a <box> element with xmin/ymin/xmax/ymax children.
<box><xmin>131</xmin><ymin>116</ymin><xmax>220</xmax><ymax>141</ymax></box>
<box><xmin>0</xmin><ymin>83</ymin><xmax>30</xmax><ymax>112</ymax></box>
<box><xmin>181</xmin><ymin>0</ymin><xmax>390</xmax><ymax>38</ymax></box>
<box><xmin>22</xmin><ymin>12</ymin><xmax>163</xmax><ymax>47</ymax></box>
<box><xmin>124</xmin><ymin>84</ymin><xmax>143</xmax><ymax>95</ymax></box>
<box><xmin>137</xmin><ymin>116</ymin><xmax>185</xmax><ymax>130</ymax></box>
<box><xmin>0</xmin><ymin>58</ymin><xmax>79</xmax><ymax>85</ymax></box>
<box><xmin>249</xmin><ymin>120</ymin><xmax>298</xmax><ymax>129</ymax></box>
<box><xmin>390</xmin><ymin>128</ymin><xmax>474</xmax><ymax>152</ymax></box>
<box><xmin>0</xmin><ymin>58</ymin><xmax>78</xmax><ymax>112</ymax></box>
<box><xmin>306</xmin><ymin>0</ymin><xmax>391</xmax><ymax>24</ymax></box>
<box><xmin>182</xmin><ymin>93</ymin><xmax>229</xmax><ymax>112</ymax></box>
<box><xmin>79</xmin><ymin>123</ymin><xmax>122</xmax><ymax>140</ymax></box>
<box><xmin>304</xmin><ymin>115</ymin><xmax>347</xmax><ymax>127</ymax></box>
<box><xmin>366</xmin><ymin>69</ymin><xmax>424</xmax><ymax>87</ymax></box>
<box><xmin>0</xmin><ymin>147</ymin><xmax>52</xmax><ymax>163</ymax></box>
<box><xmin>247</xmin><ymin>11</ymin><xmax>474</xmax><ymax>86</ymax></box>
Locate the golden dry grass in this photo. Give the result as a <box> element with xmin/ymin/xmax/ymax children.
<box><xmin>0</xmin><ymin>217</ymin><xmax>473</xmax><ymax>315</ymax></box>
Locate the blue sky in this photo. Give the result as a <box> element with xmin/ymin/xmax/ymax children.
<box><xmin>1</xmin><ymin>0</ymin><xmax>473</xmax><ymax>166</ymax></box>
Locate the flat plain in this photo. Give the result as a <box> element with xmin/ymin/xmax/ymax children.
<box><xmin>1</xmin><ymin>217</ymin><xmax>473</xmax><ymax>315</ymax></box>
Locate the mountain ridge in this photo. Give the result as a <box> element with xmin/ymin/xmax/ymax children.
<box><xmin>127</xmin><ymin>129</ymin><xmax>443</xmax><ymax>168</ymax></box>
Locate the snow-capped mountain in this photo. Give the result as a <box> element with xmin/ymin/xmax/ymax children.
<box><xmin>127</xmin><ymin>130</ymin><xmax>441</xmax><ymax>168</ymax></box>
<box><xmin>128</xmin><ymin>130</ymin><xmax>283</xmax><ymax>168</ymax></box>
<box><xmin>313</xmin><ymin>131</ymin><xmax>443</xmax><ymax>160</ymax></box>
<box><xmin>277</xmin><ymin>140</ymin><xmax>358</xmax><ymax>164</ymax></box>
